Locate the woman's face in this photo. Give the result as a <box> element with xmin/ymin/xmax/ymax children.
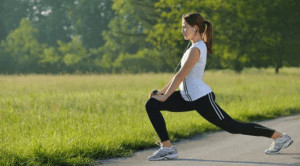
<box><xmin>181</xmin><ymin>19</ymin><xmax>195</xmax><ymax>40</ymax></box>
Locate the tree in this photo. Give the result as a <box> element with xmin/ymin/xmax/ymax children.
<box><xmin>113</xmin><ymin>48</ymin><xmax>161</xmax><ymax>73</ymax></box>
<box><xmin>100</xmin><ymin>0</ymin><xmax>159</xmax><ymax>72</ymax></box>
<box><xmin>1</xmin><ymin>0</ymin><xmax>299</xmax><ymax>74</ymax></box>
<box><xmin>57</xmin><ymin>36</ymin><xmax>88</xmax><ymax>73</ymax></box>
<box><xmin>39</xmin><ymin>46</ymin><xmax>63</xmax><ymax>73</ymax></box>
<box><xmin>0</xmin><ymin>0</ymin><xmax>29</xmax><ymax>40</ymax></box>
<box><xmin>147</xmin><ymin>0</ymin><xmax>216</xmax><ymax>71</ymax></box>
<box><xmin>254</xmin><ymin>0</ymin><xmax>300</xmax><ymax>73</ymax></box>
<box><xmin>148</xmin><ymin>0</ymin><xmax>300</xmax><ymax>73</ymax></box>
<box><xmin>1</xmin><ymin>18</ymin><xmax>44</xmax><ymax>73</ymax></box>
<box><xmin>26</xmin><ymin>0</ymin><xmax>74</xmax><ymax>46</ymax></box>
<box><xmin>69</xmin><ymin>0</ymin><xmax>115</xmax><ymax>49</ymax></box>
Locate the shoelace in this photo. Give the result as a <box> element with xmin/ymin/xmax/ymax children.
<box><xmin>155</xmin><ymin>141</ymin><xmax>161</xmax><ymax>146</ymax></box>
<box><xmin>152</xmin><ymin>142</ymin><xmax>164</xmax><ymax>155</ymax></box>
<box><xmin>269</xmin><ymin>136</ymin><xmax>285</xmax><ymax>149</ymax></box>
<box><xmin>269</xmin><ymin>141</ymin><xmax>275</xmax><ymax>149</ymax></box>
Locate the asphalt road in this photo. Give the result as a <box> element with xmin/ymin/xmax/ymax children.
<box><xmin>99</xmin><ymin>114</ymin><xmax>300</xmax><ymax>166</ymax></box>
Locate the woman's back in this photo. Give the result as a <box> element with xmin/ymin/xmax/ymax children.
<box><xmin>179</xmin><ymin>40</ymin><xmax>212</xmax><ymax>101</ymax></box>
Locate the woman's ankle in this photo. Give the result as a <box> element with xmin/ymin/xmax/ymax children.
<box><xmin>161</xmin><ymin>140</ymin><xmax>172</xmax><ymax>148</ymax></box>
<box><xmin>271</xmin><ymin>131</ymin><xmax>284</xmax><ymax>140</ymax></box>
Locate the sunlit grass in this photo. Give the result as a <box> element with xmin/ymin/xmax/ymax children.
<box><xmin>0</xmin><ymin>67</ymin><xmax>299</xmax><ymax>165</ymax></box>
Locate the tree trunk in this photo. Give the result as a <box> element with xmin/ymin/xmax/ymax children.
<box><xmin>275</xmin><ymin>66</ymin><xmax>279</xmax><ymax>74</ymax></box>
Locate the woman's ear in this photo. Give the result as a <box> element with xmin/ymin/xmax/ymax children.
<box><xmin>193</xmin><ymin>26</ymin><xmax>197</xmax><ymax>32</ymax></box>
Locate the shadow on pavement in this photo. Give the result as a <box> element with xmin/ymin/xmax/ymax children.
<box><xmin>164</xmin><ymin>158</ymin><xmax>294</xmax><ymax>166</ymax></box>
<box><xmin>278</xmin><ymin>153</ymin><xmax>300</xmax><ymax>156</ymax></box>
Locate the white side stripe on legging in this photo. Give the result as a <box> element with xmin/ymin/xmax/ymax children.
<box><xmin>208</xmin><ymin>93</ymin><xmax>224</xmax><ymax>120</ymax></box>
<box><xmin>254</xmin><ymin>126</ymin><xmax>270</xmax><ymax>130</ymax></box>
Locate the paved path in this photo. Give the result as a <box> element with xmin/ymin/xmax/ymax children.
<box><xmin>99</xmin><ymin>114</ymin><xmax>300</xmax><ymax>166</ymax></box>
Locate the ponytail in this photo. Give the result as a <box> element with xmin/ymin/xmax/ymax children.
<box><xmin>183</xmin><ymin>13</ymin><xmax>213</xmax><ymax>54</ymax></box>
<box><xmin>204</xmin><ymin>20</ymin><xmax>213</xmax><ymax>54</ymax></box>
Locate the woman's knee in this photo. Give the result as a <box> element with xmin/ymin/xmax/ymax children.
<box><xmin>145</xmin><ymin>98</ymin><xmax>160</xmax><ymax>113</ymax></box>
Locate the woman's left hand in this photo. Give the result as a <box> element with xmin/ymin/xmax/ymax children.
<box><xmin>152</xmin><ymin>94</ymin><xmax>167</xmax><ymax>102</ymax></box>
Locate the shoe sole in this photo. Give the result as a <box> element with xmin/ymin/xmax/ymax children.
<box><xmin>283</xmin><ymin>139</ymin><xmax>293</xmax><ymax>149</ymax></box>
<box><xmin>148</xmin><ymin>153</ymin><xmax>178</xmax><ymax>161</ymax></box>
<box><xmin>165</xmin><ymin>153</ymin><xmax>178</xmax><ymax>160</ymax></box>
<box><xmin>265</xmin><ymin>139</ymin><xmax>293</xmax><ymax>155</ymax></box>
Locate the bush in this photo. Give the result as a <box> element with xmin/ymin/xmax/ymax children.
<box><xmin>113</xmin><ymin>49</ymin><xmax>162</xmax><ymax>73</ymax></box>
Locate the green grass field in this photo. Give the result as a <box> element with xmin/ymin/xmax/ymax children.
<box><xmin>0</xmin><ymin>68</ymin><xmax>300</xmax><ymax>165</ymax></box>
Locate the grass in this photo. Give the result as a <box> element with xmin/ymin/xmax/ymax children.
<box><xmin>0</xmin><ymin>67</ymin><xmax>299</xmax><ymax>165</ymax></box>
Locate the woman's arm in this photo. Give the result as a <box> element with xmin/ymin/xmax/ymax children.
<box><xmin>160</xmin><ymin>76</ymin><xmax>175</xmax><ymax>94</ymax></box>
<box><xmin>149</xmin><ymin>75</ymin><xmax>174</xmax><ymax>98</ymax></box>
<box><xmin>153</xmin><ymin>47</ymin><xmax>200</xmax><ymax>102</ymax></box>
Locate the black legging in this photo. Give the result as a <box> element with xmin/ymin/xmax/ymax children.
<box><xmin>145</xmin><ymin>91</ymin><xmax>275</xmax><ymax>142</ymax></box>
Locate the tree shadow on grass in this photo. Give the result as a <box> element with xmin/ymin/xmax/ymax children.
<box><xmin>245</xmin><ymin>108</ymin><xmax>300</xmax><ymax>122</ymax></box>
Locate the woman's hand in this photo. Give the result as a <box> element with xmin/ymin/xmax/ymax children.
<box><xmin>149</xmin><ymin>90</ymin><xmax>164</xmax><ymax>99</ymax></box>
<box><xmin>152</xmin><ymin>94</ymin><xmax>167</xmax><ymax>102</ymax></box>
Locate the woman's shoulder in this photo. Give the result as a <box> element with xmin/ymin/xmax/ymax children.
<box><xmin>193</xmin><ymin>40</ymin><xmax>206</xmax><ymax>51</ymax></box>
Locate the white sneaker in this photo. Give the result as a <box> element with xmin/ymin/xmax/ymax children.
<box><xmin>148</xmin><ymin>146</ymin><xmax>178</xmax><ymax>161</ymax></box>
<box><xmin>265</xmin><ymin>133</ymin><xmax>293</xmax><ymax>154</ymax></box>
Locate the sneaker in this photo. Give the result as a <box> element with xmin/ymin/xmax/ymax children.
<box><xmin>148</xmin><ymin>146</ymin><xmax>178</xmax><ymax>161</ymax></box>
<box><xmin>265</xmin><ymin>133</ymin><xmax>293</xmax><ymax>154</ymax></box>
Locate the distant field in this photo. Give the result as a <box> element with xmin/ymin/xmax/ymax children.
<box><xmin>0</xmin><ymin>68</ymin><xmax>299</xmax><ymax>165</ymax></box>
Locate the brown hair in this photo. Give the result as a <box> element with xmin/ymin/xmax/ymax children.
<box><xmin>183</xmin><ymin>13</ymin><xmax>213</xmax><ymax>54</ymax></box>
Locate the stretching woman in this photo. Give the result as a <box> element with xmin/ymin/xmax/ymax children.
<box><xmin>145</xmin><ymin>13</ymin><xmax>293</xmax><ymax>161</ymax></box>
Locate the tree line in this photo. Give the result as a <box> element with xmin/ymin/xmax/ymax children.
<box><xmin>0</xmin><ymin>0</ymin><xmax>299</xmax><ymax>74</ymax></box>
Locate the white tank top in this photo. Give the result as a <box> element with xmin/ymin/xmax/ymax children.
<box><xmin>179</xmin><ymin>40</ymin><xmax>212</xmax><ymax>101</ymax></box>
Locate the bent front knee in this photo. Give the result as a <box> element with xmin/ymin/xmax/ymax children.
<box><xmin>145</xmin><ymin>98</ymin><xmax>160</xmax><ymax>112</ymax></box>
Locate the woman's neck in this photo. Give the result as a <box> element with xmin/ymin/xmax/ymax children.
<box><xmin>191</xmin><ymin>33</ymin><xmax>203</xmax><ymax>44</ymax></box>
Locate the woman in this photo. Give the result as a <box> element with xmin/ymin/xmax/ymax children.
<box><xmin>145</xmin><ymin>13</ymin><xmax>293</xmax><ymax>161</ymax></box>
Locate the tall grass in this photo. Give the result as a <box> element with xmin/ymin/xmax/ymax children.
<box><xmin>0</xmin><ymin>68</ymin><xmax>299</xmax><ymax>165</ymax></box>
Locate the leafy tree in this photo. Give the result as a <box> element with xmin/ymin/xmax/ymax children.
<box><xmin>39</xmin><ymin>46</ymin><xmax>64</xmax><ymax>73</ymax></box>
<box><xmin>0</xmin><ymin>0</ymin><xmax>299</xmax><ymax>74</ymax></box>
<box><xmin>147</xmin><ymin>0</ymin><xmax>214</xmax><ymax>71</ymax></box>
<box><xmin>1</xmin><ymin>18</ymin><xmax>44</xmax><ymax>73</ymax></box>
<box><xmin>0</xmin><ymin>0</ymin><xmax>29</xmax><ymax>40</ymax></box>
<box><xmin>113</xmin><ymin>48</ymin><xmax>161</xmax><ymax>73</ymax></box>
<box><xmin>26</xmin><ymin>0</ymin><xmax>74</xmax><ymax>46</ymax></box>
<box><xmin>253</xmin><ymin>0</ymin><xmax>300</xmax><ymax>73</ymax></box>
<box><xmin>57</xmin><ymin>36</ymin><xmax>88</xmax><ymax>73</ymax></box>
<box><xmin>40</xmin><ymin>36</ymin><xmax>94</xmax><ymax>73</ymax></box>
<box><xmin>148</xmin><ymin>0</ymin><xmax>300</xmax><ymax>73</ymax></box>
<box><xmin>100</xmin><ymin>0</ymin><xmax>159</xmax><ymax>72</ymax></box>
<box><xmin>69</xmin><ymin>0</ymin><xmax>115</xmax><ymax>49</ymax></box>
